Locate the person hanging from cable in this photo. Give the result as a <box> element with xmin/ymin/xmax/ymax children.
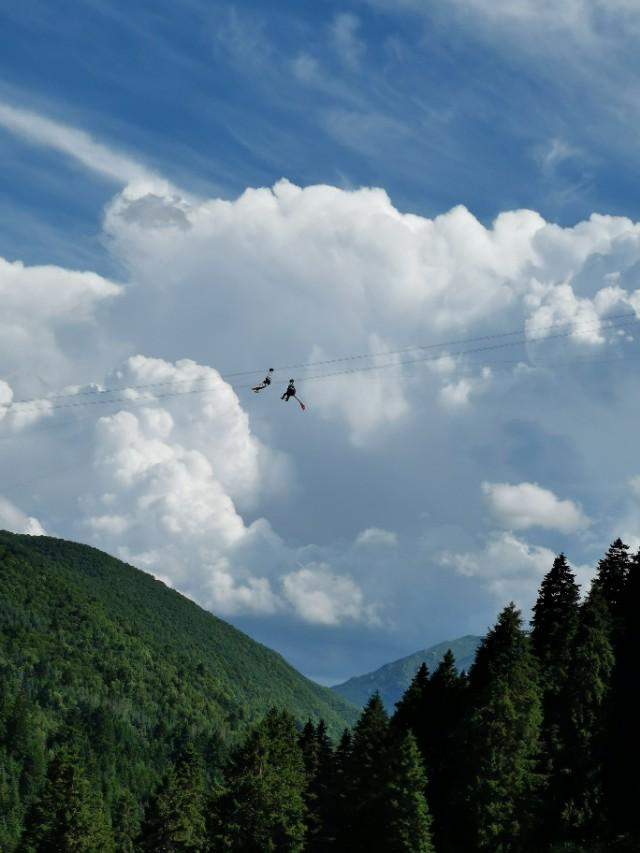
<box><xmin>252</xmin><ymin>368</ymin><xmax>274</xmax><ymax>393</ymax></box>
<box><xmin>281</xmin><ymin>378</ymin><xmax>306</xmax><ymax>411</ymax></box>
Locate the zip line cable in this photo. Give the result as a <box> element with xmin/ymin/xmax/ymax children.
<box><xmin>2</xmin><ymin>324</ymin><xmax>640</xmax><ymax>441</ymax></box>
<box><xmin>2</xmin><ymin>344</ymin><xmax>640</xmax><ymax>459</ymax></box>
<box><xmin>2</xmin><ymin>311</ymin><xmax>639</xmax><ymax>506</ymax></box>
<box><xmin>1</xmin><ymin>316</ymin><xmax>638</xmax><ymax>429</ymax></box>
<box><xmin>7</xmin><ymin>310</ymin><xmax>639</xmax><ymax>409</ymax></box>
<box><xmin>296</xmin><ymin>317</ymin><xmax>639</xmax><ymax>384</ymax></box>
<box><xmin>4</xmin><ymin>349</ymin><xmax>640</xmax><ymax>499</ymax></box>
<box><xmin>5</xmin><ymin>313</ymin><xmax>639</xmax><ymax>420</ymax></box>
<box><xmin>0</xmin><ymin>312</ymin><xmax>637</xmax><ymax>459</ymax></box>
<box><xmin>267</xmin><ymin>310</ymin><xmax>639</xmax><ymax>373</ymax></box>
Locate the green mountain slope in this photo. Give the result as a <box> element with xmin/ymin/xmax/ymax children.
<box><xmin>331</xmin><ymin>635</ymin><xmax>482</xmax><ymax>710</ymax></box>
<box><xmin>0</xmin><ymin>531</ymin><xmax>359</xmax><ymax>850</ymax></box>
<box><xmin>0</xmin><ymin>531</ymin><xmax>356</xmax><ymax>746</ymax></box>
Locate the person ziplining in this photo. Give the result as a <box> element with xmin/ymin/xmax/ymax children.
<box><xmin>252</xmin><ymin>368</ymin><xmax>274</xmax><ymax>393</ymax></box>
<box><xmin>281</xmin><ymin>378</ymin><xmax>306</xmax><ymax>411</ymax></box>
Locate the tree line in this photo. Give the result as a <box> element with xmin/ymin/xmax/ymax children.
<box><xmin>3</xmin><ymin>538</ymin><xmax>640</xmax><ymax>851</ymax></box>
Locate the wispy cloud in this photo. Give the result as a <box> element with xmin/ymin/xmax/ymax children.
<box><xmin>366</xmin><ymin>0</ymin><xmax>640</xmax><ymax>42</ymax></box>
<box><xmin>331</xmin><ymin>13</ymin><xmax>366</xmax><ymax>70</ymax></box>
<box><xmin>0</xmin><ymin>101</ymin><xmax>164</xmax><ymax>188</ymax></box>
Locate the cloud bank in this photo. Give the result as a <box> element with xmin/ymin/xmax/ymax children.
<box><xmin>2</xmin><ymin>107</ymin><xmax>640</xmax><ymax>678</ymax></box>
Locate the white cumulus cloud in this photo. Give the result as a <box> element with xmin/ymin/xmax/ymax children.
<box><xmin>442</xmin><ymin>532</ymin><xmax>559</xmax><ymax>605</ymax></box>
<box><xmin>441</xmin><ymin>531</ymin><xmax>595</xmax><ymax>607</ymax></box>
<box><xmin>0</xmin><ymin>381</ymin><xmax>12</xmax><ymax>420</ymax></box>
<box><xmin>4</xmin><ymin>105</ymin><xmax>640</xmax><ymax>665</ymax></box>
<box><xmin>439</xmin><ymin>368</ymin><xmax>492</xmax><ymax>408</ymax></box>
<box><xmin>0</xmin><ymin>496</ymin><xmax>46</xmax><ymax>536</ymax></box>
<box><xmin>355</xmin><ymin>527</ymin><xmax>398</xmax><ymax>547</ymax></box>
<box><xmin>99</xmin><ymin>178</ymin><xmax>640</xmax><ymax>446</ymax></box>
<box><xmin>74</xmin><ymin>355</ymin><xmax>290</xmax><ymax>616</ymax></box>
<box><xmin>0</xmin><ymin>255</ymin><xmax>122</xmax><ymax>404</ymax></box>
<box><xmin>207</xmin><ymin>560</ymin><xmax>281</xmax><ymax>616</ymax></box>
<box><xmin>282</xmin><ymin>562</ymin><xmax>377</xmax><ymax>626</ymax></box>
<box><xmin>482</xmin><ymin>481</ymin><xmax>590</xmax><ymax>533</ymax></box>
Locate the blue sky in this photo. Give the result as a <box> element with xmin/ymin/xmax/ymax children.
<box><xmin>2</xmin><ymin>0</ymin><xmax>640</xmax><ymax>683</ymax></box>
<box><xmin>4</xmin><ymin>0</ymin><xmax>640</xmax><ymax>263</ymax></box>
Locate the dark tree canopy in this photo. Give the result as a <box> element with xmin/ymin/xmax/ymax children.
<box><xmin>4</xmin><ymin>531</ymin><xmax>640</xmax><ymax>851</ymax></box>
<box><xmin>138</xmin><ymin>741</ymin><xmax>207</xmax><ymax>852</ymax></box>
<box><xmin>605</xmin><ymin>547</ymin><xmax>640</xmax><ymax>837</ymax></box>
<box><xmin>532</xmin><ymin>553</ymin><xmax>581</xmax><ymax>692</ymax></box>
<box><xmin>465</xmin><ymin>603</ymin><xmax>543</xmax><ymax>852</ymax></box>
<box><xmin>209</xmin><ymin>708</ymin><xmax>307</xmax><ymax>852</ymax></box>
<box><xmin>20</xmin><ymin>749</ymin><xmax>115</xmax><ymax>853</ymax></box>
<box><xmin>392</xmin><ymin>662</ymin><xmax>430</xmax><ymax>739</ymax></box>
<box><xmin>558</xmin><ymin>590</ymin><xmax>614</xmax><ymax>841</ymax></box>
<box><xmin>344</xmin><ymin>692</ymin><xmax>390</xmax><ymax>851</ymax></box>
<box><xmin>591</xmin><ymin>538</ymin><xmax>630</xmax><ymax>632</ymax></box>
<box><xmin>383</xmin><ymin>731</ymin><xmax>434</xmax><ymax>853</ymax></box>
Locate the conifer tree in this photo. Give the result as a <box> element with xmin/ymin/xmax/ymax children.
<box><xmin>393</xmin><ymin>651</ymin><xmax>467</xmax><ymax>851</ymax></box>
<box><xmin>383</xmin><ymin>731</ymin><xmax>435</xmax><ymax>853</ymax></box>
<box><xmin>558</xmin><ymin>589</ymin><xmax>614</xmax><ymax>841</ymax></box>
<box><xmin>464</xmin><ymin>603</ymin><xmax>543</xmax><ymax>852</ymax></box>
<box><xmin>139</xmin><ymin>741</ymin><xmax>206</xmax><ymax>852</ymax></box>
<box><xmin>298</xmin><ymin>720</ymin><xmax>319</xmax><ymax>793</ymax></box>
<box><xmin>392</xmin><ymin>662</ymin><xmax>430</xmax><ymax>748</ymax></box>
<box><xmin>346</xmin><ymin>692</ymin><xmax>390</xmax><ymax>852</ymax></box>
<box><xmin>333</xmin><ymin>728</ymin><xmax>353</xmax><ymax>849</ymax></box>
<box><xmin>335</xmin><ymin>727</ymin><xmax>352</xmax><ymax>778</ymax></box>
<box><xmin>298</xmin><ymin>720</ymin><xmax>321</xmax><ymax>849</ymax></box>
<box><xmin>605</xmin><ymin>547</ymin><xmax>640</xmax><ymax>839</ymax></box>
<box><xmin>312</xmin><ymin>720</ymin><xmax>336</xmax><ymax>851</ymax></box>
<box><xmin>0</xmin><ymin>688</ymin><xmax>46</xmax><ymax>851</ymax></box>
<box><xmin>112</xmin><ymin>788</ymin><xmax>141</xmax><ymax>853</ymax></box>
<box><xmin>314</xmin><ymin>720</ymin><xmax>334</xmax><ymax>792</ymax></box>
<box><xmin>209</xmin><ymin>708</ymin><xmax>307</xmax><ymax>852</ymax></box>
<box><xmin>21</xmin><ymin>749</ymin><xmax>115</xmax><ymax>853</ymax></box>
<box><xmin>531</xmin><ymin>554</ymin><xmax>581</xmax><ymax>839</ymax></box>
<box><xmin>0</xmin><ymin>753</ymin><xmax>22</xmax><ymax>852</ymax></box>
<box><xmin>591</xmin><ymin>538</ymin><xmax>630</xmax><ymax>634</ymax></box>
<box><xmin>298</xmin><ymin>718</ymin><xmax>314</xmax><ymax>754</ymax></box>
<box><xmin>532</xmin><ymin>554</ymin><xmax>581</xmax><ymax>692</ymax></box>
<box><xmin>297</xmin><ymin>719</ymin><xmax>336</xmax><ymax>851</ymax></box>
<box><xmin>423</xmin><ymin>650</ymin><xmax>468</xmax><ymax>853</ymax></box>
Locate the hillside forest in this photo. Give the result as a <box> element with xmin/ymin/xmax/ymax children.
<box><xmin>1</xmin><ymin>532</ymin><xmax>640</xmax><ymax>851</ymax></box>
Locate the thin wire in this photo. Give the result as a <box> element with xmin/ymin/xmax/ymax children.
<box><xmin>4</xmin><ymin>352</ymin><xmax>640</xmax><ymax>505</ymax></box>
<box><xmin>269</xmin><ymin>310</ymin><xmax>639</xmax><ymax>372</ymax></box>
<box><xmin>2</xmin><ymin>342</ymin><xmax>640</xmax><ymax>452</ymax></box>
<box><xmin>297</xmin><ymin>318</ymin><xmax>640</xmax><ymax>385</ymax></box>
<box><xmin>3</xmin><ymin>314</ymin><xmax>638</xmax><ymax>419</ymax></box>
<box><xmin>8</xmin><ymin>310</ymin><xmax>638</xmax><ymax>408</ymax></box>
<box><xmin>1</xmin><ymin>321</ymin><xmax>637</xmax><ymax>431</ymax></box>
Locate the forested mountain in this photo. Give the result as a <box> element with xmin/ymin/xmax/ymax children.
<box><xmin>3</xmin><ymin>533</ymin><xmax>640</xmax><ymax>851</ymax></box>
<box><xmin>331</xmin><ymin>635</ymin><xmax>481</xmax><ymax>709</ymax></box>
<box><xmin>0</xmin><ymin>531</ymin><xmax>356</xmax><ymax>849</ymax></box>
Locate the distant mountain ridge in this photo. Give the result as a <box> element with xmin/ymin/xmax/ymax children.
<box><xmin>331</xmin><ymin>635</ymin><xmax>482</xmax><ymax>710</ymax></box>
